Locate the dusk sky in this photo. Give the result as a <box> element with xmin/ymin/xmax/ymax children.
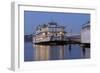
<box><xmin>24</xmin><ymin>11</ymin><xmax>90</xmax><ymax>35</ymax></box>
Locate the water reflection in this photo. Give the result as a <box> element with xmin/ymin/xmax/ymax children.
<box><xmin>33</xmin><ymin>45</ymin><xmax>50</xmax><ymax>61</ymax></box>
<box><xmin>24</xmin><ymin>42</ymin><xmax>90</xmax><ymax>61</ymax></box>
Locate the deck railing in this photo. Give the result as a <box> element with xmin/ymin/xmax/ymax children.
<box><xmin>33</xmin><ymin>35</ymin><xmax>67</xmax><ymax>43</ymax></box>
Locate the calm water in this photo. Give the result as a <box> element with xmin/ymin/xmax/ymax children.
<box><xmin>24</xmin><ymin>42</ymin><xmax>90</xmax><ymax>61</ymax></box>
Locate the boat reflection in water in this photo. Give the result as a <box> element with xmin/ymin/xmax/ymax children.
<box><xmin>24</xmin><ymin>42</ymin><xmax>90</xmax><ymax>61</ymax></box>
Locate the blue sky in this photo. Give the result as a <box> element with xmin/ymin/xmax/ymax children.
<box><xmin>24</xmin><ymin>11</ymin><xmax>90</xmax><ymax>35</ymax></box>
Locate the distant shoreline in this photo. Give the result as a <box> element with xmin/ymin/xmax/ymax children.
<box><xmin>24</xmin><ymin>35</ymin><xmax>32</xmax><ymax>42</ymax></box>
